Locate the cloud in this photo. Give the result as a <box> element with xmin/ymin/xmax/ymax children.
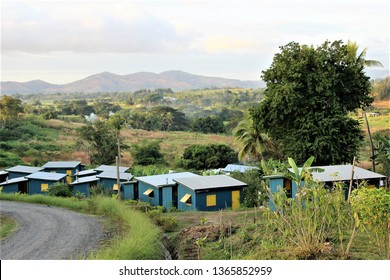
<box><xmin>1</xmin><ymin>1</ymin><xmax>188</xmax><ymax>54</ymax></box>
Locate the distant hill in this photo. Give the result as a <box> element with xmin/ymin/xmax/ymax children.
<box><xmin>0</xmin><ymin>70</ymin><xmax>262</xmax><ymax>94</ymax></box>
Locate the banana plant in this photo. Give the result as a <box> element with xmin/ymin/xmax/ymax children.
<box><xmin>287</xmin><ymin>156</ymin><xmax>324</xmax><ymax>191</ymax></box>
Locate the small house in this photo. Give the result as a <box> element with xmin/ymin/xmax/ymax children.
<box><xmin>96</xmin><ymin>171</ymin><xmax>133</xmax><ymax>193</ymax></box>
<box><xmin>222</xmin><ymin>164</ymin><xmax>259</xmax><ymax>174</ymax></box>
<box><xmin>0</xmin><ymin>177</ymin><xmax>28</xmax><ymax>193</ymax></box>
<box><xmin>173</xmin><ymin>175</ymin><xmax>248</xmax><ymax>211</ymax></box>
<box><xmin>265</xmin><ymin>165</ymin><xmax>387</xmax><ymax>210</ymax></box>
<box><xmin>94</xmin><ymin>165</ymin><xmax>130</xmax><ymax>174</ymax></box>
<box><xmin>70</xmin><ymin>175</ymin><xmax>100</xmax><ymax>197</ymax></box>
<box><xmin>25</xmin><ymin>172</ymin><xmax>67</xmax><ymax>195</ymax></box>
<box><xmin>136</xmin><ymin>172</ymin><xmax>200</xmax><ymax>208</ymax></box>
<box><xmin>41</xmin><ymin>161</ymin><xmax>84</xmax><ymax>184</ymax></box>
<box><xmin>5</xmin><ymin>165</ymin><xmax>43</xmax><ymax>180</ymax></box>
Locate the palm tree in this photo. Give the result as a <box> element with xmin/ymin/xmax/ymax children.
<box><xmin>346</xmin><ymin>40</ymin><xmax>383</xmax><ymax>172</ymax></box>
<box><xmin>233</xmin><ymin>116</ymin><xmax>279</xmax><ymax>162</ymax></box>
<box><xmin>346</xmin><ymin>40</ymin><xmax>383</xmax><ymax>67</ymax></box>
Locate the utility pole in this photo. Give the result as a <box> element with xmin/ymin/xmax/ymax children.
<box><xmin>348</xmin><ymin>157</ymin><xmax>356</xmax><ymax>203</ymax></box>
<box><xmin>116</xmin><ymin>156</ymin><xmax>120</xmax><ymax>201</ymax></box>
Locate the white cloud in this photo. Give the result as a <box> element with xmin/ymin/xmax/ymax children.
<box><xmin>1</xmin><ymin>1</ymin><xmax>188</xmax><ymax>54</ymax></box>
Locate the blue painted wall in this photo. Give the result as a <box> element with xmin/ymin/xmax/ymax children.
<box><xmin>138</xmin><ymin>181</ymin><xmax>161</xmax><ymax>206</ymax></box>
<box><xmin>99</xmin><ymin>178</ymin><xmax>128</xmax><ymax>192</ymax></box>
<box><xmin>8</xmin><ymin>172</ymin><xmax>29</xmax><ymax>180</ymax></box>
<box><xmin>268</xmin><ymin>177</ymin><xmax>284</xmax><ymax>211</ymax></box>
<box><xmin>73</xmin><ymin>183</ymin><xmax>90</xmax><ymax>197</ymax></box>
<box><xmin>177</xmin><ymin>184</ymin><xmax>196</xmax><ymax>211</ymax></box>
<box><xmin>1</xmin><ymin>183</ymin><xmax>19</xmax><ymax>193</ymax></box>
<box><xmin>122</xmin><ymin>182</ymin><xmax>137</xmax><ymax>200</ymax></box>
<box><xmin>196</xmin><ymin>188</ymin><xmax>244</xmax><ymax>211</ymax></box>
<box><xmin>28</xmin><ymin>179</ymin><xmax>65</xmax><ymax>195</ymax></box>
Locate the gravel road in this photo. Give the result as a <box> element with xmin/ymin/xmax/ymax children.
<box><xmin>0</xmin><ymin>200</ymin><xmax>105</xmax><ymax>260</ymax></box>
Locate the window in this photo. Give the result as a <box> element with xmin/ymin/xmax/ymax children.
<box><xmin>113</xmin><ymin>184</ymin><xmax>118</xmax><ymax>191</ymax></box>
<box><xmin>143</xmin><ymin>189</ymin><xmax>154</xmax><ymax>198</ymax></box>
<box><xmin>206</xmin><ymin>194</ymin><xmax>216</xmax><ymax>207</ymax></box>
<box><xmin>180</xmin><ymin>194</ymin><xmax>192</xmax><ymax>206</ymax></box>
<box><xmin>41</xmin><ymin>183</ymin><xmax>49</xmax><ymax>192</ymax></box>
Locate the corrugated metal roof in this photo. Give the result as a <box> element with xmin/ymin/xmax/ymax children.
<box><xmin>0</xmin><ymin>170</ymin><xmax>9</xmax><ymax>176</ymax></box>
<box><xmin>299</xmin><ymin>165</ymin><xmax>386</xmax><ymax>182</ymax></box>
<box><xmin>136</xmin><ymin>172</ymin><xmax>199</xmax><ymax>187</ymax></box>
<box><xmin>70</xmin><ymin>176</ymin><xmax>99</xmax><ymax>185</ymax></box>
<box><xmin>96</xmin><ymin>171</ymin><xmax>133</xmax><ymax>180</ymax></box>
<box><xmin>25</xmin><ymin>172</ymin><xmax>67</xmax><ymax>181</ymax></box>
<box><xmin>0</xmin><ymin>177</ymin><xmax>28</xmax><ymax>186</ymax></box>
<box><xmin>74</xmin><ymin>169</ymin><xmax>97</xmax><ymax>176</ymax></box>
<box><xmin>5</xmin><ymin>165</ymin><xmax>43</xmax><ymax>174</ymax></box>
<box><xmin>41</xmin><ymin>161</ymin><xmax>81</xmax><ymax>169</ymax></box>
<box><xmin>94</xmin><ymin>165</ymin><xmax>129</xmax><ymax>173</ymax></box>
<box><xmin>223</xmin><ymin>164</ymin><xmax>259</xmax><ymax>173</ymax></box>
<box><xmin>173</xmin><ymin>175</ymin><xmax>247</xmax><ymax>190</ymax></box>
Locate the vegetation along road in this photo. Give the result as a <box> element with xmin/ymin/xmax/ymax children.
<box><xmin>0</xmin><ymin>201</ymin><xmax>104</xmax><ymax>260</ymax></box>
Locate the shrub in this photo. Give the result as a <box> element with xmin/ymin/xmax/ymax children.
<box><xmin>47</xmin><ymin>182</ymin><xmax>73</xmax><ymax>197</ymax></box>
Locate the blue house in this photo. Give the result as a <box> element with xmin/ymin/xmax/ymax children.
<box><xmin>25</xmin><ymin>172</ymin><xmax>67</xmax><ymax>195</ymax></box>
<box><xmin>5</xmin><ymin>165</ymin><xmax>43</xmax><ymax>179</ymax></box>
<box><xmin>41</xmin><ymin>161</ymin><xmax>84</xmax><ymax>184</ymax></box>
<box><xmin>70</xmin><ymin>175</ymin><xmax>100</xmax><ymax>197</ymax></box>
<box><xmin>173</xmin><ymin>175</ymin><xmax>247</xmax><ymax>211</ymax></box>
<box><xmin>96</xmin><ymin>171</ymin><xmax>133</xmax><ymax>193</ymax></box>
<box><xmin>136</xmin><ymin>172</ymin><xmax>199</xmax><ymax>209</ymax></box>
<box><xmin>264</xmin><ymin>165</ymin><xmax>387</xmax><ymax>211</ymax></box>
<box><xmin>0</xmin><ymin>177</ymin><xmax>28</xmax><ymax>193</ymax></box>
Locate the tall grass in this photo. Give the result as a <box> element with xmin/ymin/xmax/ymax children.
<box><xmin>0</xmin><ymin>193</ymin><xmax>163</xmax><ymax>260</ymax></box>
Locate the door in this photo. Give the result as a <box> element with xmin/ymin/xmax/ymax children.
<box><xmin>231</xmin><ymin>190</ymin><xmax>240</xmax><ymax>210</ymax></box>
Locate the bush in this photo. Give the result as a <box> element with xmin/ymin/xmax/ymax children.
<box><xmin>130</xmin><ymin>141</ymin><xmax>165</xmax><ymax>166</ymax></box>
<box><xmin>47</xmin><ymin>182</ymin><xmax>73</xmax><ymax>197</ymax></box>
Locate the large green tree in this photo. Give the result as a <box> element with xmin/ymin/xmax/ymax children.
<box><xmin>251</xmin><ymin>40</ymin><xmax>372</xmax><ymax>165</ymax></box>
<box><xmin>77</xmin><ymin>120</ymin><xmax>119</xmax><ymax>165</ymax></box>
<box><xmin>0</xmin><ymin>95</ymin><xmax>24</xmax><ymax>122</ymax></box>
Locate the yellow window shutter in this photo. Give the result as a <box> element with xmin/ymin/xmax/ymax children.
<box><xmin>113</xmin><ymin>184</ymin><xmax>118</xmax><ymax>191</ymax></box>
<box><xmin>180</xmin><ymin>194</ymin><xmax>191</xmax><ymax>203</ymax></box>
<box><xmin>41</xmin><ymin>184</ymin><xmax>49</xmax><ymax>192</ymax></box>
<box><xmin>206</xmin><ymin>194</ymin><xmax>216</xmax><ymax>207</ymax></box>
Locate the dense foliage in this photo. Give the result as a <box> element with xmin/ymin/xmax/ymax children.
<box><xmin>130</xmin><ymin>141</ymin><xmax>165</xmax><ymax>166</ymax></box>
<box><xmin>179</xmin><ymin>144</ymin><xmax>238</xmax><ymax>170</ymax></box>
<box><xmin>251</xmin><ymin>40</ymin><xmax>372</xmax><ymax>165</ymax></box>
<box><xmin>191</xmin><ymin>115</ymin><xmax>225</xmax><ymax>134</ymax></box>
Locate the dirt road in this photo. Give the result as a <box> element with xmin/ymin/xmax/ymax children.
<box><xmin>0</xmin><ymin>200</ymin><xmax>104</xmax><ymax>260</ymax></box>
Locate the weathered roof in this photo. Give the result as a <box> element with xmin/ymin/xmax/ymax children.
<box><xmin>0</xmin><ymin>170</ymin><xmax>9</xmax><ymax>176</ymax></box>
<box><xmin>173</xmin><ymin>175</ymin><xmax>247</xmax><ymax>191</ymax></box>
<box><xmin>70</xmin><ymin>175</ymin><xmax>99</xmax><ymax>185</ymax></box>
<box><xmin>25</xmin><ymin>172</ymin><xmax>67</xmax><ymax>181</ymax></box>
<box><xmin>74</xmin><ymin>169</ymin><xmax>97</xmax><ymax>176</ymax></box>
<box><xmin>41</xmin><ymin>161</ymin><xmax>81</xmax><ymax>169</ymax></box>
<box><xmin>302</xmin><ymin>165</ymin><xmax>386</xmax><ymax>182</ymax></box>
<box><xmin>5</xmin><ymin>165</ymin><xmax>43</xmax><ymax>174</ymax></box>
<box><xmin>94</xmin><ymin>165</ymin><xmax>129</xmax><ymax>173</ymax></box>
<box><xmin>264</xmin><ymin>165</ymin><xmax>386</xmax><ymax>182</ymax></box>
<box><xmin>0</xmin><ymin>177</ymin><xmax>28</xmax><ymax>186</ymax></box>
<box><xmin>96</xmin><ymin>171</ymin><xmax>133</xmax><ymax>180</ymax></box>
<box><xmin>223</xmin><ymin>164</ymin><xmax>259</xmax><ymax>173</ymax></box>
<box><xmin>136</xmin><ymin>172</ymin><xmax>199</xmax><ymax>187</ymax></box>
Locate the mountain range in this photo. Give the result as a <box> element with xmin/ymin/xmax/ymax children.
<box><xmin>1</xmin><ymin>70</ymin><xmax>262</xmax><ymax>94</ymax></box>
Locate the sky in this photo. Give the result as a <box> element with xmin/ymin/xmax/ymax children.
<box><xmin>1</xmin><ymin>0</ymin><xmax>389</xmax><ymax>84</ymax></box>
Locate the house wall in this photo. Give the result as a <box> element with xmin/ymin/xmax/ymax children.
<box><xmin>1</xmin><ymin>183</ymin><xmax>19</xmax><ymax>193</ymax></box>
<box><xmin>138</xmin><ymin>181</ymin><xmax>160</xmax><ymax>206</ymax></box>
<box><xmin>99</xmin><ymin>178</ymin><xmax>128</xmax><ymax>192</ymax></box>
<box><xmin>28</xmin><ymin>179</ymin><xmax>64</xmax><ymax>195</ymax></box>
<box><xmin>196</xmin><ymin>188</ymin><xmax>244</xmax><ymax>211</ymax></box>
<box><xmin>122</xmin><ymin>182</ymin><xmax>137</xmax><ymax>200</ymax></box>
<box><xmin>177</xmin><ymin>184</ymin><xmax>196</xmax><ymax>211</ymax></box>
<box><xmin>73</xmin><ymin>183</ymin><xmax>90</xmax><ymax>197</ymax></box>
<box><xmin>8</xmin><ymin>172</ymin><xmax>29</xmax><ymax>180</ymax></box>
